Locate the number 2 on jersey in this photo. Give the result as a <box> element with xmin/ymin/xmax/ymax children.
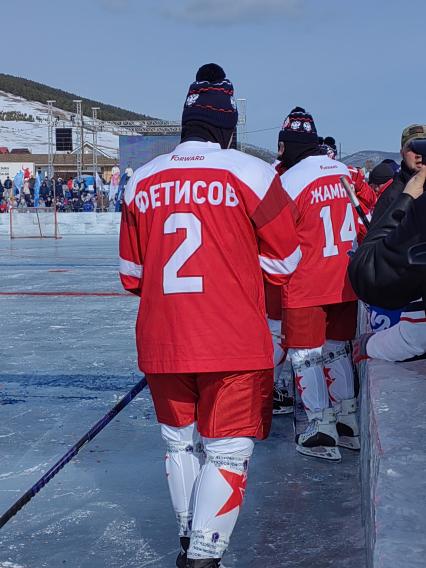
<box><xmin>163</xmin><ymin>212</ymin><xmax>203</xmax><ymax>294</ymax></box>
<box><xmin>319</xmin><ymin>203</ymin><xmax>356</xmax><ymax>258</ymax></box>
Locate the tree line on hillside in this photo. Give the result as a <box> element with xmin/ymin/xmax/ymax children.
<box><xmin>0</xmin><ymin>73</ymin><xmax>154</xmax><ymax>122</ymax></box>
<box><xmin>0</xmin><ymin>111</ymin><xmax>35</xmax><ymax>122</ymax></box>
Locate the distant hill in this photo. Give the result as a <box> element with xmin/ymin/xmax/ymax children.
<box><xmin>242</xmin><ymin>143</ymin><xmax>276</xmax><ymax>163</ymax></box>
<box><xmin>341</xmin><ymin>150</ymin><xmax>400</xmax><ymax>168</ymax></box>
<box><xmin>0</xmin><ymin>73</ymin><xmax>154</xmax><ymax>122</ymax></box>
<box><xmin>241</xmin><ymin>147</ymin><xmax>402</xmax><ymax>168</ymax></box>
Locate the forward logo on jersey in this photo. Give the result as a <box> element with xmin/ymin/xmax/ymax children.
<box><xmin>216</xmin><ymin>469</ymin><xmax>247</xmax><ymax>516</ymax></box>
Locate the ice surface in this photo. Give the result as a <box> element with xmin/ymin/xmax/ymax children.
<box><xmin>0</xmin><ymin>236</ymin><xmax>365</xmax><ymax>567</ymax></box>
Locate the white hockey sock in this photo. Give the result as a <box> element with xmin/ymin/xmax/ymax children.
<box><xmin>268</xmin><ymin>318</ymin><xmax>285</xmax><ymax>388</ymax></box>
<box><xmin>161</xmin><ymin>423</ymin><xmax>205</xmax><ymax>537</ymax></box>
<box><xmin>188</xmin><ymin>436</ymin><xmax>254</xmax><ymax>560</ymax></box>
<box><xmin>322</xmin><ymin>340</ymin><xmax>355</xmax><ymax>404</ymax></box>
<box><xmin>288</xmin><ymin>347</ymin><xmax>328</xmax><ymax>420</ymax></box>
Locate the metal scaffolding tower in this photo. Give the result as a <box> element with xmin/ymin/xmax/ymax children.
<box><xmin>91</xmin><ymin>107</ymin><xmax>100</xmax><ymax>179</ymax></box>
<box><xmin>99</xmin><ymin>119</ymin><xmax>182</xmax><ymax>136</ymax></box>
<box><xmin>73</xmin><ymin>100</ymin><xmax>83</xmax><ymax>180</ymax></box>
<box><xmin>236</xmin><ymin>98</ymin><xmax>247</xmax><ymax>152</ymax></box>
<box><xmin>47</xmin><ymin>100</ymin><xmax>56</xmax><ymax>179</ymax></box>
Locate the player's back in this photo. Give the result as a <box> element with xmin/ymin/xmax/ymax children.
<box><xmin>280</xmin><ymin>154</ymin><xmax>356</xmax><ymax>308</ymax></box>
<box><xmin>120</xmin><ymin>140</ymin><xmax>294</xmax><ymax>374</ymax></box>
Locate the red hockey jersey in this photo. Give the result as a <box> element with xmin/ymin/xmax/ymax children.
<box><xmin>347</xmin><ymin>165</ymin><xmax>376</xmax><ymax>243</ymax></box>
<box><xmin>280</xmin><ymin>155</ymin><xmax>357</xmax><ymax>308</ymax></box>
<box><xmin>347</xmin><ymin>165</ymin><xmax>377</xmax><ymax>211</ymax></box>
<box><xmin>119</xmin><ymin>141</ymin><xmax>301</xmax><ymax>373</ymax></box>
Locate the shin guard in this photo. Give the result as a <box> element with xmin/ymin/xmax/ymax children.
<box><xmin>161</xmin><ymin>423</ymin><xmax>205</xmax><ymax>537</ymax></box>
<box><xmin>188</xmin><ymin>436</ymin><xmax>254</xmax><ymax>560</ymax></box>
<box><xmin>288</xmin><ymin>347</ymin><xmax>328</xmax><ymax>420</ymax></box>
<box><xmin>323</xmin><ymin>340</ymin><xmax>355</xmax><ymax>404</ymax></box>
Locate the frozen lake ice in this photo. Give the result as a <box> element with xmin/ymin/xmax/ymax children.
<box><xmin>0</xmin><ymin>236</ymin><xmax>365</xmax><ymax>567</ymax></box>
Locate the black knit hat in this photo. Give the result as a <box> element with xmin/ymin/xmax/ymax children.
<box><xmin>279</xmin><ymin>106</ymin><xmax>318</xmax><ymax>144</ymax></box>
<box><xmin>369</xmin><ymin>163</ymin><xmax>394</xmax><ymax>186</ymax></box>
<box><xmin>182</xmin><ymin>63</ymin><xmax>238</xmax><ymax>130</ymax></box>
<box><xmin>320</xmin><ymin>135</ymin><xmax>337</xmax><ymax>158</ymax></box>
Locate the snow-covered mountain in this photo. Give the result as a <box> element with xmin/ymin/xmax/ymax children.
<box><xmin>341</xmin><ymin>150</ymin><xmax>400</xmax><ymax>168</ymax></box>
<box><xmin>0</xmin><ymin>91</ymin><xmax>119</xmax><ymax>158</ymax></box>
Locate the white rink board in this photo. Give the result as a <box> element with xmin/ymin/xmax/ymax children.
<box><xmin>0</xmin><ymin>212</ymin><xmax>121</xmax><ymax>236</ymax></box>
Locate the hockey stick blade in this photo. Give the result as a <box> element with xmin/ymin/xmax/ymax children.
<box><xmin>0</xmin><ymin>376</ymin><xmax>148</xmax><ymax>530</ymax></box>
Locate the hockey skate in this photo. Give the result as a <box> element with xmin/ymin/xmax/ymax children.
<box><xmin>187</xmin><ymin>559</ymin><xmax>221</xmax><ymax>567</ymax></box>
<box><xmin>295</xmin><ymin>407</ymin><xmax>341</xmax><ymax>462</ymax></box>
<box><xmin>273</xmin><ymin>385</ymin><xmax>294</xmax><ymax>415</ymax></box>
<box><xmin>336</xmin><ymin>398</ymin><xmax>360</xmax><ymax>451</ymax></box>
<box><xmin>176</xmin><ymin>537</ymin><xmax>190</xmax><ymax>568</ymax></box>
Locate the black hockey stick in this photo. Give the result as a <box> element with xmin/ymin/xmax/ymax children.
<box><xmin>0</xmin><ymin>376</ymin><xmax>148</xmax><ymax>530</ymax></box>
<box><xmin>340</xmin><ymin>176</ymin><xmax>371</xmax><ymax>230</ymax></box>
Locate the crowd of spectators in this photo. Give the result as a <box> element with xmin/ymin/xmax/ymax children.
<box><xmin>0</xmin><ymin>174</ymin><xmax>117</xmax><ymax>213</ymax></box>
<box><xmin>349</xmin><ymin>124</ymin><xmax>426</xmax><ymax>363</ymax></box>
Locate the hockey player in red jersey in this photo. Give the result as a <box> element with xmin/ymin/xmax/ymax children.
<box><xmin>321</xmin><ymin>136</ymin><xmax>376</xmax><ymax>241</ymax></box>
<box><xmin>119</xmin><ymin>64</ymin><xmax>301</xmax><ymax>567</ymax></box>
<box><xmin>277</xmin><ymin>109</ymin><xmax>359</xmax><ymax>462</ymax></box>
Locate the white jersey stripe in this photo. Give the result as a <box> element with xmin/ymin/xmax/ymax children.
<box><xmin>119</xmin><ymin>257</ymin><xmax>143</xmax><ymax>278</ymax></box>
<box><xmin>124</xmin><ymin>140</ymin><xmax>277</xmax><ymax>205</ymax></box>
<box><xmin>259</xmin><ymin>245</ymin><xmax>302</xmax><ymax>276</ymax></box>
<box><xmin>281</xmin><ymin>155</ymin><xmax>350</xmax><ymax>201</ymax></box>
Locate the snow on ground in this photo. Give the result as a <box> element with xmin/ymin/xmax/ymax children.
<box><xmin>0</xmin><ymin>91</ymin><xmax>119</xmax><ymax>157</ymax></box>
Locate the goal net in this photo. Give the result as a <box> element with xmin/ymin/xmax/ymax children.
<box><xmin>9</xmin><ymin>207</ymin><xmax>60</xmax><ymax>239</ymax></box>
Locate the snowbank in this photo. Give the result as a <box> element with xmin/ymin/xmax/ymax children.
<box><xmin>0</xmin><ymin>212</ymin><xmax>121</xmax><ymax>237</ymax></box>
<box><xmin>360</xmin><ymin>357</ymin><xmax>426</xmax><ymax>567</ymax></box>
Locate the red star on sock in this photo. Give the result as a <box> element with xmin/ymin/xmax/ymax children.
<box><xmin>323</xmin><ymin>366</ymin><xmax>336</xmax><ymax>402</ymax></box>
<box><xmin>294</xmin><ymin>373</ymin><xmax>305</xmax><ymax>396</ymax></box>
<box><xmin>216</xmin><ymin>469</ymin><xmax>247</xmax><ymax>517</ymax></box>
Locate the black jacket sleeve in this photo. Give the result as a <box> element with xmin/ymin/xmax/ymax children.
<box><xmin>349</xmin><ymin>193</ymin><xmax>426</xmax><ymax>309</ymax></box>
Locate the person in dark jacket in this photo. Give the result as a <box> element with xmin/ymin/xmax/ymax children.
<box><xmin>4</xmin><ymin>176</ymin><xmax>12</xmax><ymax>190</ymax></box>
<box><xmin>40</xmin><ymin>180</ymin><xmax>49</xmax><ymax>200</ymax></box>
<box><xmin>349</xmin><ymin>166</ymin><xmax>426</xmax><ymax>311</ymax></box>
<box><xmin>368</xmin><ymin>162</ymin><xmax>394</xmax><ymax>200</ymax></box>
<box><xmin>371</xmin><ymin>124</ymin><xmax>425</xmax><ymax>224</ymax></box>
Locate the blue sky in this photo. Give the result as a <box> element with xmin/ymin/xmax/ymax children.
<box><xmin>2</xmin><ymin>0</ymin><xmax>425</xmax><ymax>156</ymax></box>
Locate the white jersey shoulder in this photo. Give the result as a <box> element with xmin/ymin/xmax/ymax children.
<box><xmin>124</xmin><ymin>153</ymin><xmax>170</xmax><ymax>205</ymax></box>
<box><xmin>280</xmin><ymin>155</ymin><xmax>350</xmax><ymax>201</ymax></box>
<box><xmin>125</xmin><ymin>141</ymin><xmax>277</xmax><ymax>204</ymax></box>
<box><xmin>220</xmin><ymin>148</ymin><xmax>277</xmax><ymax>199</ymax></box>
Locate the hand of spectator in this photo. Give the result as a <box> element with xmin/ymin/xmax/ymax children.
<box><xmin>403</xmin><ymin>165</ymin><xmax>426</xmax><ymax>199</ymax></box>
<box><xmin>352</xmin><ymin>333</ymin><xmax>374</xmax><ymax>364</ymax></box>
